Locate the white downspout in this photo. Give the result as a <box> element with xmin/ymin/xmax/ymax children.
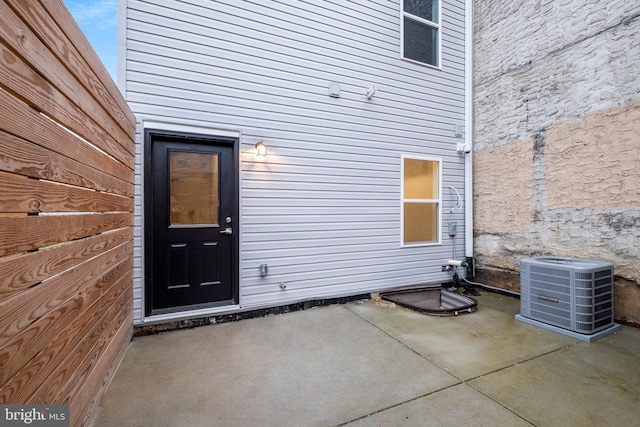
<box><xmin>464</xmin><ymin>0</ymin><xmax>474</xmax><ymax>263</ymax></box>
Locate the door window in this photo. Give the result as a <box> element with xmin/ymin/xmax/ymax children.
<box><xmin>169</xmin><ymin>150</ymin><xmax>219</xmax><ymax>226</ymax></box>
<box><xmin>402</xmin><ymin>155</ymin><xmax>441</xmax><ymax>245</ymax></box>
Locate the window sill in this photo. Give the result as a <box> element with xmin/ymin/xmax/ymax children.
<box><xmin>401</xmin><ymin>242</ymin><xmax>442</xmax><ymax>248</ymax></box>
<box><xmin>401</xmin><ymin>56</ymin><xmax>443</xmax><ymax>71</ymax></box>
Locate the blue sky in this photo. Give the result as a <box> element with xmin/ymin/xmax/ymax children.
<box><xmin>63</xmin><ymin>0</ymin><xmax>119</xmax><ymax>80</ymax></box>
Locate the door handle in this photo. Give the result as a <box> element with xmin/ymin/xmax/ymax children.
<box><xmin>220</xmin><ymin>227</ymin><xmax>233</xmax><ymax>235</ymax></box>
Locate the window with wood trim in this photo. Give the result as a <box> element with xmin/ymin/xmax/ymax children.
<box><xmin>402</xmin><ymin>0</ymin><xmax>440</xmax><ymax>67</ymax></box>
<box><xmin>402</xmin><ymin>155</ymin><xmax>441</xmax><ymax>245</ymax></box>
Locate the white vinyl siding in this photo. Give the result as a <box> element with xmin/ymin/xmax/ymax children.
<box><xmin>126</xmin><ymin>0</ymin><xmax>467</xmax><ymax>322</ymax></box>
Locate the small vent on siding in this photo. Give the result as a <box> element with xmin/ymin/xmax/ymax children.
<box><xmin>328</xmin><ymin>82</ymin><xmax>341</xmax><ymax>98</ymax></box>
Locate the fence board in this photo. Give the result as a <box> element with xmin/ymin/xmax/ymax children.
<box><xmin>0</xmin><ymin>298</ymin><xmax>108</xmax><ymax>404</ymax></box>
<box><xmin>0</xmin><ymin>241</ymin><xmax>132</xmax><ymax>346</ymax></box>
<box><xmin>0</xmin><ymin>293</ymin><xmax>84</xmax><ymax>387</ymax></box>
<box><xmin>0</xmin><ymin>263</ymin><xmax>132</xmax><ymax>403</ymax></box>
<box><xmin>0</xmin><ymin>171</ymin><xmax>133</xmax><ymax>214</ymax></box>
<box><xmin>0</xmin><ymin>37</ymin><xmax>133</xmax><ymax>169</ymax></box>
<box><xmin>60</xmin><ymin>290</ymin><xmax>131</xmax><ymax>403</ymax></box>
<box><xmin>37</xmin><ymin>0</ymin><xmax>136</xmax><ymax>131</ymax></box>
<box><xmin>0</xmin><ymin>130</ymin><xmax>133</xmax><ymax>197</ymax></box>
<box><xmin>71</xmin><ymin>320</ymin><xmax>133</xmax><ymax>425</ymax></box>
<box><xmin>0</xmin><ymin>87</ymin><xmax>132</xmax><ymax>185</ymax></box>
<box><xmin>0</xmin><ymin>253</ymin><xmax>131</xmax><ymax>388</ymax></box>
<box><xmin>0</xmin><ymin>1</ymin><xmax>134</xmax><ymax>424</ymax></box>
<box><xmin>0</xmin><ymin>1</ymin><xmax>135</xmax><ymax>161</ymax></box>
<box><xmin>0</xmin><ymin>213</ymin><xmax>132</xmax><ymax>257</ymax></box>
<box><xmin>70</xmin><ymin>316</ymin><xmax>131</xmax><ymax>427</ymax></box>
<box><xmin>0</xmin><ymin>228</ymin><xmax>132</xmax><ymax>302</ymax></box>
<box><xmin>47</xmin><ymin>291</ymin><xmax>131</xmax><ymax>404</ymax></box>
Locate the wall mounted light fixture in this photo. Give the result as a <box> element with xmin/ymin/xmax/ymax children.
<box><xmin>255</xmin><ymin>140</ymin><xmax>267</xmax><ymax>157</ymax></box>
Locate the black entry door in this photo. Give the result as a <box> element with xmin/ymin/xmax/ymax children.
<box><xmin>145</xmin><ymin>131</ymin><xmax>238</xmax><ymax>316</ymax></box>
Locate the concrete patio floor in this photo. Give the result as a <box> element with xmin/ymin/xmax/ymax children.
<box><xmin>92</xmin><ymin>291</ymin><xmax>640</xmax><ymax>427</ymax></box>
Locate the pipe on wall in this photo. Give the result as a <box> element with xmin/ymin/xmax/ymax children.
<box><xmin>464</xmin><ymin>0</ymin><xmax>474</xmax><ymax>261</ymax></box>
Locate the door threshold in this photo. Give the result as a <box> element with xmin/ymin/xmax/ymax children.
<box><xmin>141</xmin><ymin>304</ymin><xmax>240</xmax><ymax>326</ymax></box>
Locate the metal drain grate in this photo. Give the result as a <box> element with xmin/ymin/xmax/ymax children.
<box><xmin>381</xmin><ymin>287</ymin><xmax>477</xmax><ymax>316</ymax></box>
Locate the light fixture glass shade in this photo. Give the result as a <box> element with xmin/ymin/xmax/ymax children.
<box><xmin>255</xmin><ymin>140</ymin><xmax>267</xmax><ymax>157</ymax></box>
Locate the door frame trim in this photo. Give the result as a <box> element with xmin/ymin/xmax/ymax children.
<box><xmin>143</xmin><ymin>122</ymin><xmax>240</xmax><ymax>318</ymax></box>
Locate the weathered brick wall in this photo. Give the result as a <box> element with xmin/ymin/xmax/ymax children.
<box><xmin>473</xmin><ymin>0</ymin><xmax>640</xmax><ymax>324</ymax></box>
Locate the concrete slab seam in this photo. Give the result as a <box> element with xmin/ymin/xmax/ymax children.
<box><xmin>334</xmin><ymin>382</ymin><xmax>463</xmax><ymax>427</ymax></box>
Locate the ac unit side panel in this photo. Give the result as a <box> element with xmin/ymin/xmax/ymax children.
<box><xmin>520</xmin><ymin>264</ymin><xmax>530</xmax><ymax>318</ymax></box>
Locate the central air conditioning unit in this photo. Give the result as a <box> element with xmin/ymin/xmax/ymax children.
<box><xmin>515</xmin><ymin>257</ymin><xmax>620</xmax><ymax>342</ymax></box>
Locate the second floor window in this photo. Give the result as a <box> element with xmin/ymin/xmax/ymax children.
<box><xmin>402</xmin><ymin>0</ymin><xmax>440</xmax><ymax>67</ymax></box>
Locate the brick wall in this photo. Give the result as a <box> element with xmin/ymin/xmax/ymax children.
<box><xmin>473</xmin><ymin>0</ymin><xmax>640</xmax><ymax>324</ymax></box>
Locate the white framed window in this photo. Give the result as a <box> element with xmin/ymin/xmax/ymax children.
<box><xmin>401</xmin><ymin>0</ymin><xmax>441</xmax><ymax>68</ymax></box>
<box><xmin>401</xmin><ymin>155</ymin><xmax>442</xmax><ymax>246</ymax></box>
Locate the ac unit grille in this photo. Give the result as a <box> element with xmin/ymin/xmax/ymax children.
<box><xmin>520</xmin><ymin>258</ymin><xmax>615</xmax><ymax>335</ymax></box>
<box><xmin>531</xmin><ymin>303</ymin><xmax>570</xmax><ymax>319</ymax></box>
<box><xmin>594</xmin><ymin>301</ymin><xmax>612</xmax><ymax>311</ymax></box>
<box><xmin>575</xmin><ymin>288</ymin><xmax>592</xmax><ymax>297</ymax></box>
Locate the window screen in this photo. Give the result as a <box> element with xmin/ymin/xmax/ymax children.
<box><xmin>402</xmin><ymin>0</ymin><xmax>440</xmax><ymax>67</ymax></box>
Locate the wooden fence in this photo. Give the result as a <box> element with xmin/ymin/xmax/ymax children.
<box><xmin>0</xmin><ymin>1</ymin><xmax>135</xmax><ymax>425</ymax></box>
